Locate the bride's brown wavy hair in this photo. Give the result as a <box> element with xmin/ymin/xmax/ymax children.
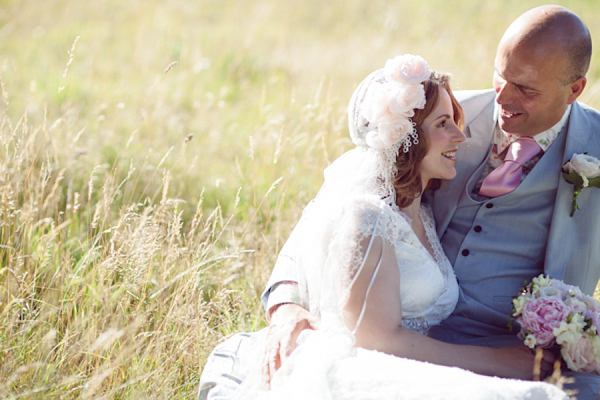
<box><xmin>393</xmin><ymin>72</ymin><xmax>464</xmax><ymax>208</ymax></box>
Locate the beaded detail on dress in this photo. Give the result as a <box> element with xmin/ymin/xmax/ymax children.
<box><xmin>402</xmin><ymin>317</ymin><xmax>430</xmax><ymax>335</ymax></box>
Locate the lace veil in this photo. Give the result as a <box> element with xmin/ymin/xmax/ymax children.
<box><xmin>294</xmin><ymin>56</ymin><xmax>431</xmax><ymax>333</ymax></box>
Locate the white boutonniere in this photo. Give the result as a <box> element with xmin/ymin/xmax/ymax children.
<box><xmin>562</xmin><ymin>153</ymin><xmax>600</xmax><ymax>216</ymax></box>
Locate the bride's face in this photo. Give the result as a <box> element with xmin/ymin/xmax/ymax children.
<box><xmin>419</xmin><ymin>89</ymin><xmax>466</xmax><ymax>186</ymax></box>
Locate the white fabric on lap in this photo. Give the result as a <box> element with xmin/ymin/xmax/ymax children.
<box><xmin>330</xmin><ymin>348</ymin><xmax>568</xmax><ymax>400</ymax></box>
<box><xmin>236</xmin><ymin>328</ymin><xmax>567</xmax><ymax>400</ymax></box>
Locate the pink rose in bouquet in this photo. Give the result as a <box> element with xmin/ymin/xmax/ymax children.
<box><xmin>518</xmin><ymin>297</ymin><xmax>570</xmax><ymax>348</ymax></box>
<box><xmin>559</xmin><ymin>332</ymin><xmax>599</xmax><ymax>374</ymax></box>
<box><xmin>565</xmin><ymin>296</ymin><xmax>589</xmax><ymax>314</ymax></box>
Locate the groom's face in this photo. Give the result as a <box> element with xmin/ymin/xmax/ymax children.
<box><xmin>492</xmin><ymin>39</ymin><xmax>573</xmax><ymax>137</ymax></box>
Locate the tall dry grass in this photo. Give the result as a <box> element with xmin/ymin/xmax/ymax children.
<box><xmin>1</xmin><ymin>0</ymin><xmax>599</xmax><ymax>398</ymax></box>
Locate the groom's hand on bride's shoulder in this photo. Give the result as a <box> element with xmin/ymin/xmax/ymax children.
<box><xmin>262</xmin><ymin>303</ymin><xmax>319</xmax><ymax>389</ymax></box>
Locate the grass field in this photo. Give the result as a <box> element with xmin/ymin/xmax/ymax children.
<box><xmin>1</xmin><ymin>0</ymin><xmax>599</xmax><ymax>398</ymax></box>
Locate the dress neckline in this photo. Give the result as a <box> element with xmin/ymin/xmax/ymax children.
<box><xmin>398</xmin><ymin>205</ymin><xmax>439</xmax><ymax>265</ymax></box>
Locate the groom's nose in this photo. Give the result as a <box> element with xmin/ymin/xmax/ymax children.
<box><xmin>494</xmin><ymin>81</ymin><xmax>515</xmax><ymax>105</ymax></box>
<box><xmin>493</xmin><ymin>72</ymin><xmax>515</xmax><ymax>105</ymax></box>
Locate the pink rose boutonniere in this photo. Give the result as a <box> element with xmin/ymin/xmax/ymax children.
<box><xmin>512</xmin><ymin>274</ymin><xmax>600</xmax><ymax>374</ymax></box>
<box><xmin>561</xmin><ymin>153</ymin><xmax>600</xmax><ymax>216</ymax></box>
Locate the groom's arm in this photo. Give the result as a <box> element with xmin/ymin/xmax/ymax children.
<box><xmin>261</xmin><ymin>202</ymin><xmax>315</xmax><ymax>318</ymax></box>
<box><xmin>261</xmin><ymin>248</ymin><xmax>303</xmax><ymax>318</ymax></box>
<box><xmin>263</xmin><ymin>281</ymin><xmax>302</xmax><ymax>318</ymax></box>
<box><xmin>260</xmin><ymin>203</ymin><xmax>321</xmax><ymax>387</ymax></box>
<box><xmin>261</xmin><ymin>256</ymin><xmax>317</xmax><ymax>388</ymax></box>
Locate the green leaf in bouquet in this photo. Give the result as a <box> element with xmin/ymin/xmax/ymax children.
<box><xmin>508</xmin><ymin>319</ymin><xmax>514</xmax><ymax>333</ymax></box>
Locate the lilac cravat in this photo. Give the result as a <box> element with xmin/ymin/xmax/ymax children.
<box><xmin>479</xmin><ymin>136</ymin><xmax>541</xmax><ymax>198</ymax></box>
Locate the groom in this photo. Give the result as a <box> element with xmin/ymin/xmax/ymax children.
<box><xmin>199</xmin><ymin>5</ymin><xmax>600</xmax><ymax>399</ymax></box>
<box><xmin>425</xmin><ymin>5</ymin><xmax>600</xmax><ymax>397</ymax></box>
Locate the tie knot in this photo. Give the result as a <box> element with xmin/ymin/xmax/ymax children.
<box><xmin>505</xmin><ymin>136</ymin><xmax>541</xmax><ymax>164</ymax></box>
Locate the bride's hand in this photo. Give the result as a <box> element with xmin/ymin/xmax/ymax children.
<box><xmin>495</xmin><ymin>346</ymin><xmax>558</xmax><ymax>380</ymax></box>
<box><xmin>262</xmin><ymin>303</ymin><xmax>319</xmax><ymax>389</ymax></box>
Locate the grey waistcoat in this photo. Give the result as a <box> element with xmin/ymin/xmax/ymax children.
<box><xmin>436</xmin><ymin>126</ymin><xmax>567</xmax><ymax>341</ymax></box>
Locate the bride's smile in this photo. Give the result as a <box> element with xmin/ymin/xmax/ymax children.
<box><xmin>419</xmin><ymin>89</ymin><xmax>466</xmax><ymax>186</ymax></box>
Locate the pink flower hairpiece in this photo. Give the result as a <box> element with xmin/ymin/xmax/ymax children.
<box><xmin>360</xmin><ymin>54</ymin><xmax>430</xmax><ymax>152</ymax></box>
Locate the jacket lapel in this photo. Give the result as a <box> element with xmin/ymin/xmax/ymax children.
<box><xmin>544</xmin><ymin>102</ymin><xmax>592</xmax><ymax>279</ymax></box>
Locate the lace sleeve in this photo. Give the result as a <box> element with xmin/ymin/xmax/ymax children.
<box><xmin>298</xmin><ymin>194</ymin><xmax>414</xmax><ymax>333</ymax></box>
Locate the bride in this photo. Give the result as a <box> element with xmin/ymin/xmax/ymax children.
<box><xmin>201</xmin><ymin>55</ymin><xmax>568</xmax><ymax>400</ymax></box>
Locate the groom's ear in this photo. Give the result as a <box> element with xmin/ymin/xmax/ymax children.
<box><xmin>567</xmin><ymin>76</ymin><xmax>587</xmax><ymax>104</ymax></box>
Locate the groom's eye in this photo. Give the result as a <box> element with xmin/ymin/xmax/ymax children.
<box><xmin>515</xmin><ymin>84</ymin><xmax>537</xmax><ymax>96</ymax></box>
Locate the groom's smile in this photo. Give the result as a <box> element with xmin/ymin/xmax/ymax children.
<box><xmin>500</xmin><ymin>110</ymin><xmax>522</xmax><ymax>119</ymax></box>
<box><xmin>499</xmin><ymin>108</ymin><xmax>524</xmax><ymax>125</ymax></box>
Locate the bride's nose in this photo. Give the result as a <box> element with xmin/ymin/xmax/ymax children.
<box><xmin>451</xmin><ymin>124</ymin><xmax>466</xmax><ymax>143</ymax></box>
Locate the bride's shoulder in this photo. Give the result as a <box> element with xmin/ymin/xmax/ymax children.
<box><xmin>337</xmin><ymin>195</ymin><xmax>384</xmax><ymax>227</ymax></box>
<box><xmin>343</xmin><ymin>194</ymin><xmax>384</xmax><ymax>211</ymax></box>
<box><xmin>341</xmin><ymin>195</ymin><xmax>396</xmax><ymax>220</ymax></box>
<box><xmin>339</xmin><ymin>195</ymin><xmax>412</xmax><ymax>236</ymax></box>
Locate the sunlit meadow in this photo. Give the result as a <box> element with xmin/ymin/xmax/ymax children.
<box><xmin>1</xmin><ymin>0</ymin><xmax>599</xmax><ymax>398</ymax></box>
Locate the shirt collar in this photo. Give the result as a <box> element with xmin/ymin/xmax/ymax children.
<box><xmin>492</xmin><ymin>104</ymin><xmax>571</xmax><ymax>154</ymax></box>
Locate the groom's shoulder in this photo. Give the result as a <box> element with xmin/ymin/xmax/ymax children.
<box><xmin>454</xmin><ymin>89</ymin><xmax>496</xmax><ymax>126</ymax></box>
<box><xmin>572</xmin><ymin>101</ymin><xmax>600</xmax><ymax>144</ymax></box>
<box><xmin>575</xmin><ymin>100</ymin><xmax>600</xmax><ymax>121</ymax></box>
<box><xmin>454</xmin><ymin>89</ymin><xmax>495</xmax><ymax>104</ymax></box>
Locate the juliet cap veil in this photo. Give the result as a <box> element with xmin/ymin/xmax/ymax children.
<box><xmin>296</xmin><ymin>55</ymin><xmax>433</xmax><ymax>317</ymax></box>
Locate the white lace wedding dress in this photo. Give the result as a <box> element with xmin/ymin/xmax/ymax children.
<box><xmin>234</xmin><ymin>194</ymin><xmax>567</xmax><ymax>400</ymax></box>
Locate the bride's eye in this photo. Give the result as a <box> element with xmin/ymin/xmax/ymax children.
<box><xmin>437</xmin><ymin>119</ymin><xmax>447</xmax><ymax>128</ymax></box>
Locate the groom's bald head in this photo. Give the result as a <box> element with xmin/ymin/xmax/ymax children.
<box><xmin>493</xmin><ymin>5</ymin><xmax>591</xmax><ymax>135</ymax></box>
<box><xmin>500</xmin><ymin>5</ymin><xmax>591</xmax><ymax>84</ymax></box>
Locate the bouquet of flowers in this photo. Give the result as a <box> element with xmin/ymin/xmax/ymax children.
<box><xmin>513</xmin><ymin>274</ymin><xmax>600</xmax><ymax>374</ymax></box>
